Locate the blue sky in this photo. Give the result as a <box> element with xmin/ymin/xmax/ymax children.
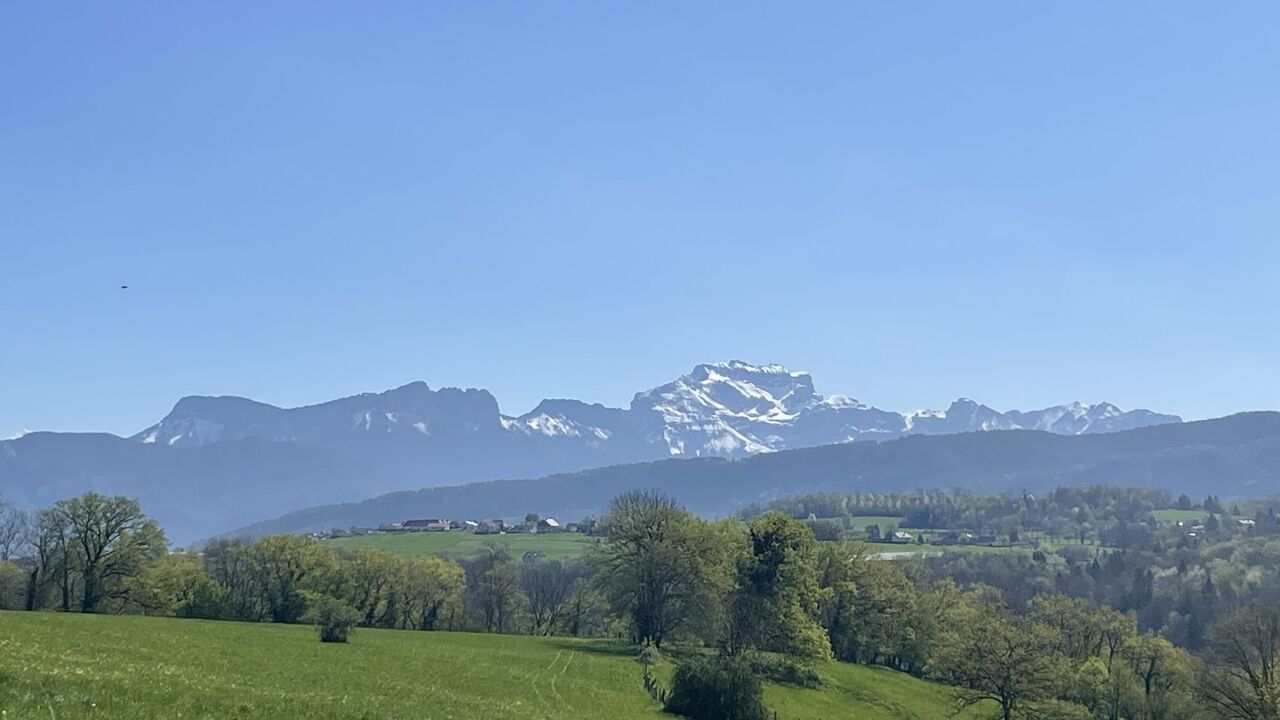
<box><xmin>2</xmin><ymin>2</ymin><xmax>1279</xmax><ymax>437</ymax></box>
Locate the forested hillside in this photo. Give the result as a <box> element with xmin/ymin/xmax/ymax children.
<box><xmin>238</xmin><ymin>412</ymin><xmax>1280</xmax><ymax>537</ymax></box>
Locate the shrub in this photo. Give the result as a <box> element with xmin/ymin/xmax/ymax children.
<box><xmin>664</xmin><ymin>655</ymin><xmax>769</xmax><ymax>720</ymax></box>
<box><xmin>745</xmin><ymin>653</ymin><xmax>821</xmax><ymax>688</ymax></box>
<box><xmin>307</xmin><ymin>595</ymin><xmax>359</xmax><ymax>644</ymax></box>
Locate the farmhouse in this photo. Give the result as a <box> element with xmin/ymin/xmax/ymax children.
<box><xmin>403</xmin><ymin>518</ymin><xmax>451</xmax><ymax>532</ymax></box>
<box><xmin>475</xmin><ymin>520</ymin><xmax>504</xmax><ymax>535</ymax></box>
<box><xmin>537</xmin><ymin>517</ymin><xmax>562</xmax><ymax>532</ymax></box>
<box><xmin>889</xmin><ymin>531</ymin><xmax>914</xmax><ymax>544</ymax></box>
<box><xmin>931</xmin><ymin>531</ymin><xmax>975</xmax><ymax>547</ymax></box>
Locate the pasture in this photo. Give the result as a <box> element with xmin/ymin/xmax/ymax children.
<box><xmin>324</xmin><ymin>530</ymin><xmax>597</xmax><ymax>560</ymax></box>
<box><xmin>0</xmin><ymin>611</ymin><xmax>984</xmax><ymax>720</ymax></box>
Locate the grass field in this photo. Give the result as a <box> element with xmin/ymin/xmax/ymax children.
<box><xmin>0</xmin><ymin>612</ymin><xmax>986</xmax><ymax>720</ymax></box>
<box><xmin>1151</xmin><ymin>508</ymin><xmax>1213</xmax><ymax>524</ymax></box>
<box><xmin>324</xmin><ymin>531</ymin><xmax>597</xmax><ymax>560</ymax></box>
<box><xmin>841</xmin><ymin>515</ymin><xmax>905</xmax><ymax>531</ymax></box>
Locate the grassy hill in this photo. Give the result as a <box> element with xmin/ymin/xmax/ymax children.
<box><xmin>323</xmin><ymin>530</ymin><xmax>597</xmax><ymax>560</ymax></box>
<box><xmin>0</xmin><ymin>612</ymin><xmax>985</xmax><ymax>720</ymax></box>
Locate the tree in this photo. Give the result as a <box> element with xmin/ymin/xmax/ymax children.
<box><xmin>519</xmin><ymin>559</ymin><xmax>579</xmax><ymax>635</ymax></box>
<box><xmin>1197</xmin><ymin>603</ymin><xmax>1280</xmax><ymax>720</ymax></box>
<box><xmin>589</xmin><ymin>491</ymin><xmax>734</xmax><ymax>647</ymax></box>
<box><xmin>725</xmin><ymin>512</ymin><xmax>829</xmax><ymax>658</ymax></box>
<box><xmin>1123</xmin><ymin>633</ymin><xmax>1192</xmax><ymax>720</ymax></box>
<box><xmin>1177</xmin><ymin>494</ymin><xmax>1194</xmax><ymax>511</ymax></box>
<box><xmin>395</xmin><ymin>555</ymin><xmax>464</xmax><ymax>631</ymax></box>
<box><xmin>53</xmin><ymin>492</ymin><xmax>166</xmax><ymax>612</ymax></box>
<box><xmin>476</xmin><ymin>561</ymin><xmax>521</xmax><ymax>633</ymax></box>
<box><xmin>0</xmin><ymin>501</ymin><xmax>30</xmax><ymax>561</ymax></box>
<box><xmin>246</xmin><ymin>535</ymin><xmax>338</xmax><ymax>623</ymax></box>
<box><xmin>343</xmin><ymin>549</ymin><xmax>401</xmax><ymax>628</ymax></box>
<box><xmin>202</xmin><ymin>538</ymin><xmax>264</xmax><ymax>621</ymax></box>
<box><xmin>23</xmin><ymin>508</ymin><xmax>65</xmax><ymax>611</ymax></box>
<box><xmin>931</xmin><ymin>591</ymin><xmax>1069</xmax><ymax>720</ymax></box>
<box><xmin>127</xmin><ymin>553</ymin><xmax>225</xmax><ymax>618</ymax></box>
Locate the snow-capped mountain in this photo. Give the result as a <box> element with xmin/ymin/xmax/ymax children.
<box><xmin>133</xmin><ymin>360</ymin><xmax>1181</xmax><ymax>461</ymax></box>
<box><xmin>4</xmin><ymin>361</ymin><xmax>1187</xmax><ymax>542</ymax></box>
<box><xmin>619</xmin><ymin>361</ymin><xmax>1180</xmax><ymax>457</ymax></box>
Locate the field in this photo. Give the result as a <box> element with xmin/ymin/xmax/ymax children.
<box><xmin>1151</xmin><ymin>508</ymin><xmax>1213</xmax><ymax>525</ymax></box>
<box><xmin>0</xmin><ymin>612</ymin><xmax>986</xmax><ymax>720</ymax></box>
<box><xmin>324</xmin><ymin>530</ymin><xmax>597</xmax><ymax>560</ymax></box>
<box><xmin>842</xmin><ymin>515</ymin><xmax>905</xmax><ymax>531</ymax></box>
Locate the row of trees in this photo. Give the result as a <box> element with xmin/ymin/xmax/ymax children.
<box><xmin>7</xmin><ymin>491</ymin><xmax>1280</xmax><ymax>719</ymax></box>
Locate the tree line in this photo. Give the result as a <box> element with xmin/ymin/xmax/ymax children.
<box><xmin>5</xmin><ymin>490</ymin><xmax>1280</xmax><ymax>719</ymax></box>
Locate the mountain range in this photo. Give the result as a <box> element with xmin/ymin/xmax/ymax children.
<box><xmin>236</xmin><ymin>412</ymin><xmax>1280</xmax><ymax>538</ymax></box>
<box><xmin>1</xmin><ymin>361</ymin><xmax>1182</xmax><ymax>543</ymax></box>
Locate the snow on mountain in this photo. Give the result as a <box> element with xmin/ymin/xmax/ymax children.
<box><xmin>130</xmin><ymin>361</ymin><xmax>1182</xmax><ymax>463</ymax></box>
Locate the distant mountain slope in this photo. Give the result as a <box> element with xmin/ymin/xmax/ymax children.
<box><xmin>133</xmin><ymin>360</ymin><xmax>1179</xmax><ymax>463</ymax></box>
<box><xmin>2</xmin><ymin>360</ymin><xmax>1184</xmax><ymax>543</ymax></box>
<box><xmin>232</xmin><ymin>412</ymin><xmax>1280</xmax><ymax>538</ymax></box>
<box><xmin>0</xmin><ymin>433</ymin><xmax>371</xmax><ymax>543</ymax></box>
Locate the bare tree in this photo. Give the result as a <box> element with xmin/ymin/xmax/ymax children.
<box><xmin>520</xmin><ymin>560</ymin><xmax>580</xmax><ymax>635</ymax></box>
<box><xmin>0</xmin><ymin>502</ymin><xmax>31</xmax><ymax>561</ymax></box>
<box><xmin>1197</xmin><ymin>603</ymin><xmax>1280</xmax><ymax>720</ymax></box>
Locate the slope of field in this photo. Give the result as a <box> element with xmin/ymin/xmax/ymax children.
<box><xmin>0</xmin><ymin>612</ymin><xmax>984</xmax><ymax>720</ymax></box>
<box><xmin>324</xmin><ymin>530</ymin><xmax>596</xmax><ymax>560</ymax></box>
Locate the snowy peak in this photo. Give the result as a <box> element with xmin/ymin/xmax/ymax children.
<box><xmin>128</xmin><ymin>361</ymin><xmax>1183</xmax><ymax>463</ymax></box>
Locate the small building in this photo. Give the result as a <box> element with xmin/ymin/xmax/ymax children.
<box><xmin>537</xmin><ymin>517</ymin><xmax>562</xmax><ymax>533</ymax></box>
<box><xmin>404</xmin><ymin>518</ymin><xmax>451</xmax><ymax>532</ymax></box>
<box><xmin>474</xmin><ymin>520</ymin><xmax>504</xmax><ymax>535</ymax></box>
<box><xmin>889</xmin><ymin>531</ymin><xmax>913</xmax><ymax>544</ymax></box>
<box><xmin>377</xmin><ymin>522</ymin><xmax>405</xmax><ymax>533</ymax></box>
<box><xmin>931</xmin><ymin>531</ymin><xmax>976</xmax><ymax>547</ymax></box>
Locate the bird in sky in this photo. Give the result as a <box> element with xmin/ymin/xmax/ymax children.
<box><xmin>120</xmin><ymin>285</ymin><xmax>128</xmax><ymax>290</ymax></box>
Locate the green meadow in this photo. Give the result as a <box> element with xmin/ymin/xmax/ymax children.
<box><xmin>323</xmin><ymin>530</ymin><xmax>597</xmax><ymax>560</ymax></box>
<box><xmin>1150</xmin><ymin>508</ymin><xmax>1214</xmax><ymax>525</ymax></box>
<box><xmin>0</xmin><ymin>611</ymin><xmax>984</xmax><ymax>720</ymax></box>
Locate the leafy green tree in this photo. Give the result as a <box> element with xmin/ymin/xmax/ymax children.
<box><xmin>1122</xmin><ymin>633</ymin><xmax>1192</xmax><ymax>720</ymax></box>
<box><xmin>725</xmin><ymin>512</ymin><xmax>829</xmax><ymax>658</ymax></box>
<box><xmin>128</xmin><ymin>553</ymin><xmax>225</xmax><ymax>618</ymax></box>
<box><xmin>247</xmin><ymin>535</ymin><xmax>338</xmax><ymax>623</ymax></box>
<box><xmin>931</xmin><ymin>591</ymin><xmax>1069</xmax><ymax>720</ymax></box>
<box><xmin>53</xmin><ymin>492</ymin><xmax>166</xmax><ymax>612</ymax></box>
<box><xmin>395</xmin><ymin>554</ymin><xmax>464</xmax><ymax>631</ymax></box>
<box><xmin>589</xmin><ymin>491</ymin><xmax>734</xmax><ymax>647</ymax></box>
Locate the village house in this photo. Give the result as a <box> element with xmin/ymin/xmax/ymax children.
<box><xmin>889</xmin><ymin>530</ymin><xmax>914</xmax><ymax>544</ymax></box>
<box><xmin>403</xmin><ymin>518</ymin><xmax>451</xmax><ymax>532</ymax></box>
<box><xmin>474</xmin><ymin>520</ymin><xmax>504</xmax><ymax>535</ymax></box>
<box><xmin>536</xmin><ymin>517</ymin><xmax>562</xmax><ymax>533</ymax></box>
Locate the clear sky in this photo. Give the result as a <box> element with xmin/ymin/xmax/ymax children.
<box><xmin>3</xmin><ymin>2</ymin><xmax>1279</xmax><ymax>437</ymax></box>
